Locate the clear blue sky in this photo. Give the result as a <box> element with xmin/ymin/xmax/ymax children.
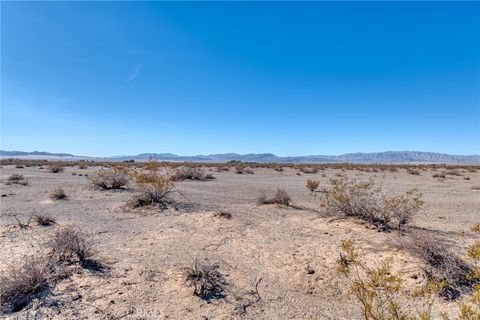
<box><xmin>1</xmin><ymin>1</ymin><xmax>479</xmax><ymax>156</ymax></box>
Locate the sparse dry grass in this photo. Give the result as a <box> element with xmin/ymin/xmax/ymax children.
<box><xmin>48</xmin><ymin>227</ymin><xmax>95</xmax><ymax>268</ymax></box>
<box><xmin>257</xmin><ymin>188</ymin><xmax>292</xmax><ymax>206</ymax></box>
<box><xmin>0</xmin><ymin>257</ymin><xmax>50</xmax><ymax>313</ymax></box>
<box><xmin>213</xmin><ymin>211</ymin><xmax>232</xmax><ymax>219</ymax></box>
<box><xmin>34</xmin><ymin>214</ymin><xmax>55</xmax><ymax>226</ymax></box>
<box><xmin>50</xmin><ymin>188</ymin><xmax>67</xmax><ymax>200</ymax></box>
<box><xmin>5</xmin><ymin>174</ymin><xmax>28</xmax><ymax>186</ymax></box>
<box><xmin>398</xmin><ymin>231</ymin><xmax>474</xmax><ymax>300</ymax></box>
<box><xmin>183</xmin><ymin>261</ymin><xmax>228</xmax><ymax>300</ymax></box>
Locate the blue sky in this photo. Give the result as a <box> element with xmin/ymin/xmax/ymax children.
<box><xmin>1</xmin><ymin>1</ymin><xmax>479</xmax><ymax>156</ymax></box>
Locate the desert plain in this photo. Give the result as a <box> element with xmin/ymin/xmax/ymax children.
<box><xmin>0</xmin><ymin>162</ymin><xmax>479</xmax><ymax>319</ymax></box>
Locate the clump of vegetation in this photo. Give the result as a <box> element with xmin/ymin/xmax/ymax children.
<box><xmin>9</xmin><ymin>213</ymin><xmax>34</xmax><ymax>229</ymax></box>
<box><xmin>216</xmin><ymin>166</ymin><xmax>229</xmax><ymax>172</ymax></box>
<box><xmin>274</xmin><ymin>166</ymin><xmax>284</xmax><ymax>172</ymax></box>
<box><xmin>0</xmin><ymin>257</ymin><xmax>50</xmax><ymax>313</ymax></box>
<box><xmin>257</xmin><ymin>188</ymin><xmax>292</xmax><ymax>206</ymax></box>
<box><xmin>213</xmin><ymin>211</ymin><xmax>232</xmax><ymax>219</ymax></box>
<box><xmin>77</xmin><ymin>163</ymin><xmax>88</xmax><ymax>169</ymax></box>
<box><xmin>50</xmin><ymin>188</ymin><xmax>67</xmax><ymax>200</ymax></box>
<box><xmin>306</xmin><ymin>179</ymin><xmax>320</xmax><ymax>193</ymax></box>
<box><xmin>235</xmin><ymin>166</ymin><xmax>245</xmax><ymax>174</ymax></box>
<box><xmin>125</xmin><ymin>169</ymin><xmax>177</xmax><ymax>210</ymax></box>
<box><xmin>338</xmin><ymin>229</ymin><xmax>480</xmax><ymax>319</ymax></box>
<box><xmin>15</xmin><ymin>164</ymin><xmax>25</xmax><ymax>169</ymax></box>
<box><xmin>89</xmin><ymin>167</ymin><xmax>130</xmax><ymax>190</ymax></box>
<box><xmin>336</xmin><ymin>240</ymin><xmax>445</xmax><ymax>320</ymax></box>
<box><xmin>183</xmin><ymin>261</ymin><xmax>228</xmax><ymax>300</ymax></box>
<box><xmin>407</xmin><ymin>167</ymin><xmax>421</xmax><ymax>175</ymax></box>
<box><xmin>0</xmin><ymin>224</ymin><xmax>108</xmax><ymax>313</ymax></box>
<box><xmin>5</xmin><ymin>174</ymin><xmax>28</xmax><ymax>186</ymax></box>
<box><xmin>244</xmin><ymin>168</ymin><xmax>254</xmax><ymax>174</ymax></box>
<box><xmin>49</xmin><ymin>227</ymin><xmax>95</xmax><ymax>268</ymax></box>
<box><xmin>321</xmin><ymin>177</ymin><xmax>423</xmax><ymax>231</ymax></box>
<box><xmin>300</xmin><ymin>167</ymin><xmax>319</xmax><ymax>174</ymax></box>
<box><xmin>34</xmin><ymin>214</ymin><xmax>55</xmax><ymax>226</ymax></box>
<box><xmin>432</xmin><ymin>172</ymin><xmax>446</xmax><ymax>178</ymax></box>
<box><xmin>399</xmin><ymin>231</ymin><xmax>475</xmax><ymax>300</ymax></box>
<box><xmin>48</xmin><ymin>165</ymin><xmax>64</xmax><ymax>173</ymax></box>
<box><xmin>170</xmin><ymin>167</ymin><xmax>206</xmax><ymax>181</ymax></box>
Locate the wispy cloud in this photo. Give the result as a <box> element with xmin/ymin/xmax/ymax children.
<box><xmin>126</xmin><ymin>63</ymin><xmax>142</xmax><ymax>82</ymax></box>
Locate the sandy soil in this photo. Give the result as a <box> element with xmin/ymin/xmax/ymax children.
<box><xmin>0</xmin><ymin>164</ymin><xmax>479</xmax><ymax>319</ymax></box>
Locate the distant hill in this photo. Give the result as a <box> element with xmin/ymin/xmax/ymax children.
<box><xmin>1</xmin><ymin>150</ymin><xmax>479</xmax><ymax>164</ymax></box>
<box><xmin>0</xmin><ymin>150</ymin><xmax>75</xmax><ymax>157</ymax></box>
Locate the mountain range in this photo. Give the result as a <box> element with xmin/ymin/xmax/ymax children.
<box><xmin>1</xmin><ymin>150</ymin><xmax>479</xmax><ymax>164</ymax></box>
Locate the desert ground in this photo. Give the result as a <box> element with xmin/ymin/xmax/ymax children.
<box><xmin>0</xmin><ymin>162</ymin><xmax>479</xmax><ymax>319</ymax></box>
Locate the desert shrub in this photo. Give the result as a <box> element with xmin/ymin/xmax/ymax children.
<box><xmin>171</xmin><ymin>167</ymin><xmax>206</xmax><ymax>181</ymax></box>
<box><xmin>48</xmin><ymin>165</ymin><xmax>64</xmax><ymax>173</ymax></box>
<box><xmin>399</xmin><ymin>231</ymin><xmax>474</xmax><ymax>300</ymax></box>
<box><xmin>274</xmin><ymin>166</ymin><xmax>284</xmax><ymax>172</ymax></box>
<box><xmin>338</xmin><ymin>232</ymin><xmax>480</xmax><ymax>319</ymax></box>
<box><xmin>5</xmin><ymin>174</ymin><xmax>28</xmax><ymax>186</ymax></box>
<box><xmin>244</xmin><ymin>168</ymin><xmax>254</xmax><ymax>174</ymax></box>
<box><xmin>213</xmin><ymin>211</ymin><xmax>232</xmax><ymax>219</ymax></box>
<box><xmin>257</xmin><ymin>188</ymin><xmax>292</xmax><ymax>206</ymax></box>
<box><xmin>50</xmin><ymin>188</ymin><xmax>67</xmax><ymax>200</ymax></box>
<box><xmin>407</xmin><ymin>168</ymin><xmax>421</xmax><ymax>175</ymax></box>
<box><xmin>15</xmin><ymin>164</ymin><xmax>25</xmax><ymax>169</ymax></box>
<box><xmin>126</xmin><ymin>170</ymin><xmax>176</xmax><ymax>210</ymax></box>
<box><xmin>48</xmin><ymin>227</ymin><xmax>95</xmax><ymax>268</ymax></box>
<box><xmin>0</xmin><ymin>257</ymin><xmax>49</xmax><ymax>312</ymax></box>
<box><xmin>300</xmin><ymin>167</ymin><xmax>318</xmax><ymax>174</ymax></box>
<box><xmin>432</xmin><ymin>173</ymin><xmax>446</xmax><ymax>178</ymax></box>
<box><xmin>89</xmin><ymin>167</ymin><xmax>129</xmax><ymax>190</ymax></box>
<box><xmin>306</xmin><ymin>179</ymin><xmax>320</xmax><ymax>192</ymax></box>
<box><xmin>183</xmin><ymin>261</ymin><xmax>228</xmax><ymax>300</ymax></box>
<box><xmin>34</xmin><ymin>214</ymin><xmax>55</xmax><ymax>226</ymax></box>
<box><xmin>235</xmin><ymin>166</ymin><xmax>245</xmax><ymax>174</ymax></box>
<box><xmin>216</xmin><ymin>166</ymin><xmax>229</xmax><ymax>172</ymax></box>
<box><xmin>77</xmin><ymin>164</ymin><xmax>88</xmax><ymax>170</ymax></box>
<box><xmin>9</xmin><ymin>213</ymin><xmax>34</xmax><ymax>229</ymax></box>
<box><xmin>321</xmin><ymin>177</ymin><xmax>423</xmax><ymax>231</ymax></box>
<box><xmin>337</xmin><ymin>240</ymin><xmax>443</xmax><ymax>320</ymax></box>
<box><xmin>471</xmin><ymin>224</ymin><xmax>480</xmax><ymax>233</ymax></box>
